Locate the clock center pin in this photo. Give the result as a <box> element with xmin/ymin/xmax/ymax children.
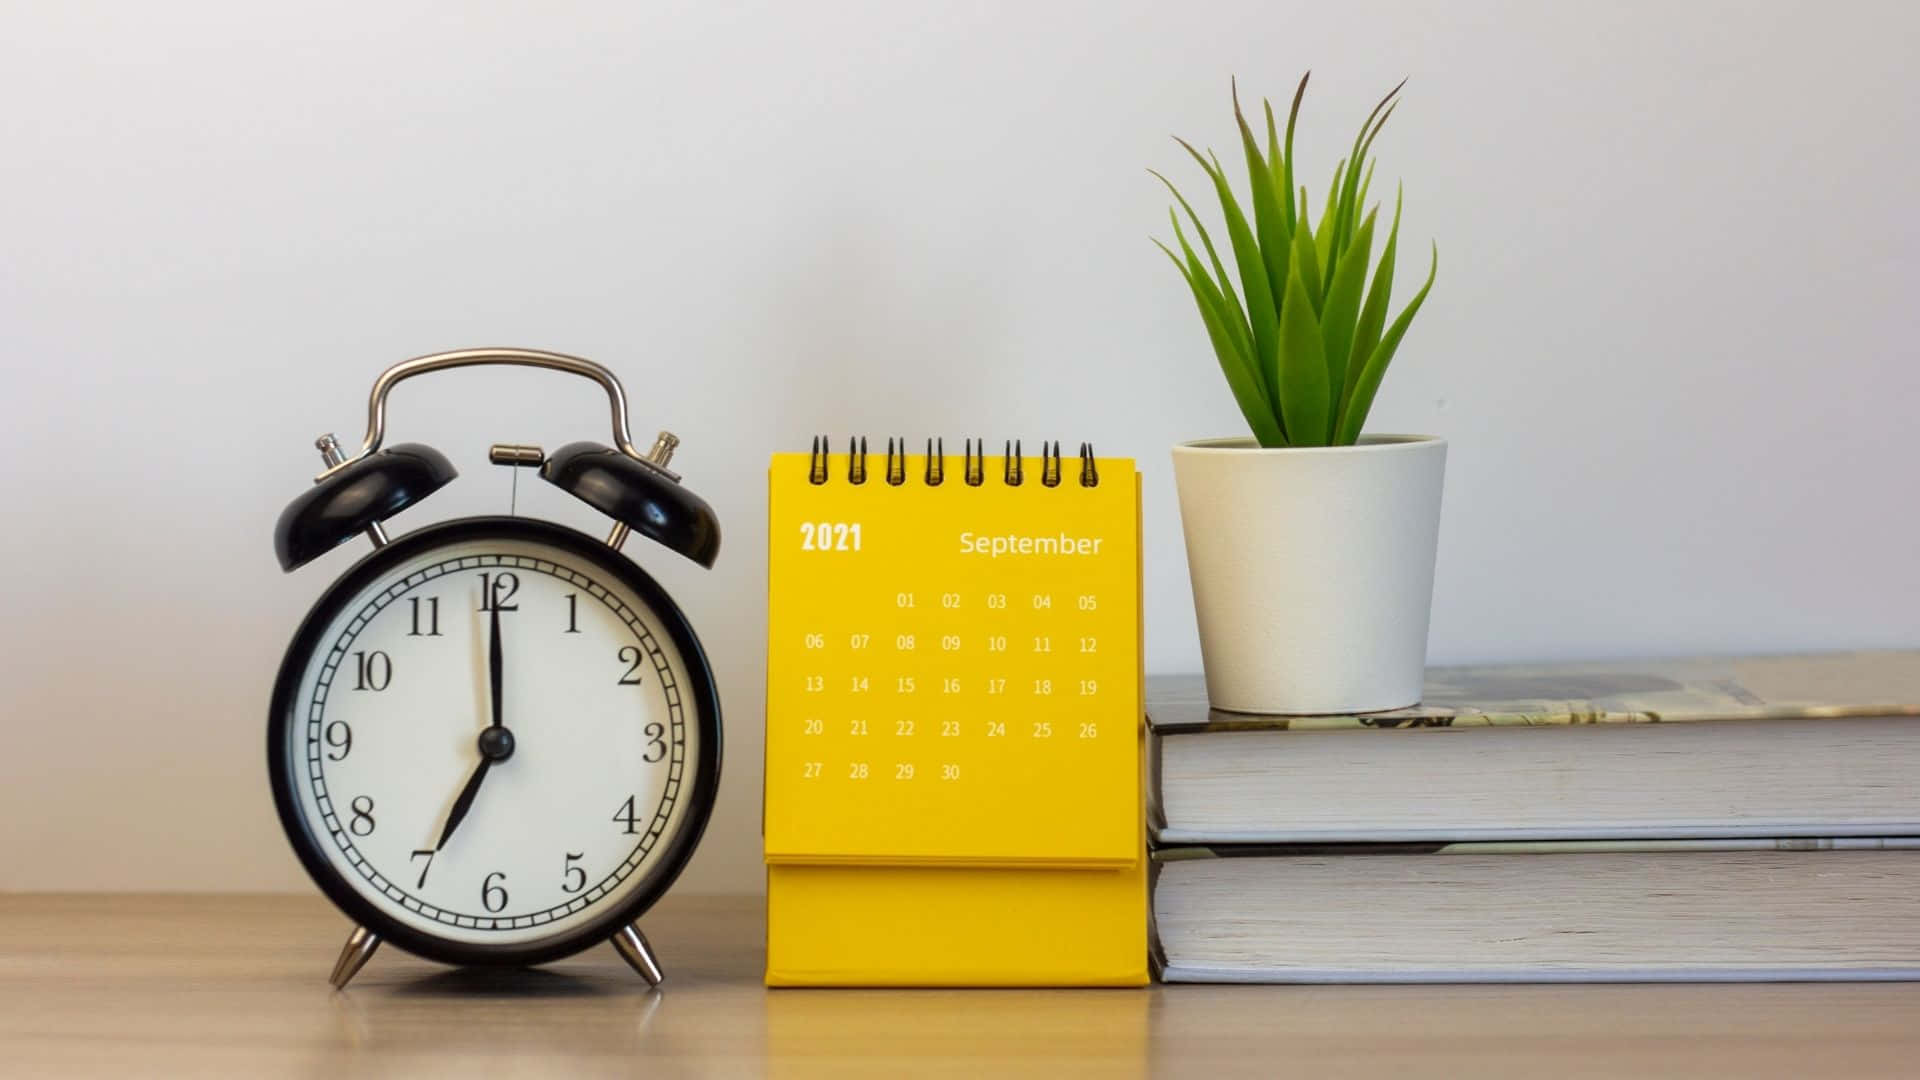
<box><xmin>477</xmin><ymin>726</ymin><xmax>516</xmax><ymax>762</ymax></box>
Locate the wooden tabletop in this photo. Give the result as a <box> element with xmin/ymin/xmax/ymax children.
<box><xmin>4</xmin><ymin>893</ymin><xmax>1918</xmax><ymax>1078</ymax></box>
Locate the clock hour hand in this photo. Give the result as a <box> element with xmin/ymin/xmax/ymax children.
<box><xmin>433</xmin><ymin>756</ymin><xmax>492</xmax><ymax>852</ymax></box>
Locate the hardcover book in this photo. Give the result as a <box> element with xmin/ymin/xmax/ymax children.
<box><xmin>1148</xmin><ymin>651</ymin><xmax>1920</xmax><ymax>844</ymax></box>
<box><xmin>1152</xmin><ymin>838</ymin><xmax>1920</xmax><ymax>983</ymax></box>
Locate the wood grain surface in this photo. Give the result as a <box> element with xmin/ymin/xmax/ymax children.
<box><xmin>2</xmin><ymin>893</ymin><xmax>1917</xmax><ymax>1078</ymax></box>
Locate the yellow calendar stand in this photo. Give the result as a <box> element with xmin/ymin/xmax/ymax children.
<box><xmin>764</xmin><ymin>440</ymin><xmax>1146</xmax><ymax>986</ymax></box>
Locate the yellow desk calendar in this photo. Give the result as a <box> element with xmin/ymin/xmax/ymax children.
<box><xmin>765</xmin><ymin>438</ymin><xmax>1147</xmax><ymax>986</ymax></box>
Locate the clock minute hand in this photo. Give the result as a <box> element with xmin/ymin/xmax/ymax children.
<box><xmin>489</xmin><ymin>603</ymin><xmax>504</xmax><ymax>730</ymax></box>
<box><xmin>435</xmin><ymin>602</ymin><xmax>515</xmax><ymax>853</ymax></box>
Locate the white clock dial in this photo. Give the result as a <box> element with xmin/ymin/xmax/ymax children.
<box><xmin>282</xmin><ymin>532</ymin><xmax>704</xmax><ymax>947</ymax></box>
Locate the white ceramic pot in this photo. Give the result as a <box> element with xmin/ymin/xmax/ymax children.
<box><xmin>1171</xmin><ymin>435</ymin><xmax>1446</xmax><ymax>714</ymax></box>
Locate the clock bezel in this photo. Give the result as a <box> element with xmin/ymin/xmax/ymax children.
<box><xmin>267</xmin><ymin>515</ymin><xmax>722</xmax><ymax>968</ymax></box>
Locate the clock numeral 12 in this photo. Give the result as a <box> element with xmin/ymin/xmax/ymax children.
<box><xmin>478</xmin><ymin>571</ymin><xmax>520</xmax><ymax>612</ymax></box>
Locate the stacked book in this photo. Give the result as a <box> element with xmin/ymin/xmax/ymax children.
<box><xmin>1147</xmin><ymin>651</ymin><xmax>1920</xmax><ymax>982</ymax></box>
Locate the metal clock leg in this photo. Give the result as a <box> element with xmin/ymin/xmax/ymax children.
<box><xmin>329</xmin><ymin>925</ymin><xmax>382</xmax><ymax>989</ymax></box>
<box><xmin>611</xmin><ymin>923</ymin><xmax>664</xmax><ymax>986</ymax></box>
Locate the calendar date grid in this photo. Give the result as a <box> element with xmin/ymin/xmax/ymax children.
<box><xmin>788</xmin><ymin>585</ymin><xmax>1117</xmax><ymax>788</ymax></box>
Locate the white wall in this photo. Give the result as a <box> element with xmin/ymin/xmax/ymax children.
<box><xmin>2</xmin><ymin>1</ymin><xmax>1915</xmax><ymax>894</ymax></box>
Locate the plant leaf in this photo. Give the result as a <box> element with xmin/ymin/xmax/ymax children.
<box><xmin>1263</xmin><ymin>97</ymin><xmax>1281</xmax><ymax>198</ymax></box>
<box><xmin>1310</xmin><ymin>164</ymin><xmax>1340</xmax><ymax>301</ymax></box>
<box><xmin>1319</xmin><ymin>208</ymin><xmax>1377</xmax><ymax>424</ymax></box>
<box><xmin>1280</xmin><ymin>72</ymin><xmax>1308</xmax><ymax>233</ymax></box>
<box><xmin>1275</xmin><ymin>249</ymin><xmax>1332</xmax><ymax>446</ymax></box>
<box><xmin>1233</xmin><ymin>79</ymin><xmax>1291</xmax><ymax>319</ymax></box>
<box><xmin>1175</xmin><ymin>138</ymin><xmax>1282</xmax><ymax>413</ymax></box>
<box><xmin>1336</xmin><ymin>241</ymin><xmax>1437</xmax><ymax>445</ymax></box>
<box><xmin>1167</xmin><ymin>209</ymin><xmax>1262</xmax><ymax>404</ymax></box>
<box><xmin>1159</xmin><ymin>226</ymin><xmax>1273</xmax><ymax>434</ymax></box>
<box><xmin>1263</xmin><ymin>101</ymin><xmax>1295</xmax><ymax>310</ymax></box>
<box><xmin>1154</xmin><ymin>178</ymin><xmax>1257</xmax><ymax>386</ymax></box>
<box><xmin>1342</xmin><ymin>185</ymin><xmax>1402</xmax><ymax>415</ymax></box>
<box><xmin>1155</xmin><ymin>237</ymin><xmax>1288</xmax><ymax>446</ymax></box>
<box><xmin>1342</xmin><ymin>99</ymin><xmax>1398</xmax><ymax>249</ymax></box>
<box><xmin>1334</xmin><ymin>79</ymin><xmax>1404</xmax><ymax>259</ymax></box>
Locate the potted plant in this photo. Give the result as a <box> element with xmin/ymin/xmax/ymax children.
<box><xmin>1157</xmin><ymin>74</ymin><xmax>1442</xmax><ymax>714</ymax></box>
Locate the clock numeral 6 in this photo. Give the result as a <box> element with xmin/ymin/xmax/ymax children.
<box><xmin>351</xmin><ymin>650</ymin><xmax>391</xmax><ymax>692</ymax></box>
<box><xmin>324</xmin><ymin>720</ymin><xmax>352</xmax><ymax>761</ymax></box>
<box><xmin>348</xmin><ymin>796</ymin><xmax>375</xmax><ymax>836</ymax></box>
<box><xmin>481</xmin><ymin>871</ymin><xmax>509</xmax><ymax>913</ymax></box>
<box><xmin>478</xmin><ymin>571</ymin><xmax>520</xmax><ymax>613</ymax></box>
<box><xmin>562</xmin><ymin>852</ymin><xmax>587</xmax><ymax>894</ymax></box>
<box><xmin>618</xmin><ymin>646</ymin><xmax>645</xmax><ymax>686</ymax></box>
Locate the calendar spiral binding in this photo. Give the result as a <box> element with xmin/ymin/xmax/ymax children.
<box><xmin>807</xmin><ymin>436</ymin><xmax>1100</xmax><ymax>488</ymax></box>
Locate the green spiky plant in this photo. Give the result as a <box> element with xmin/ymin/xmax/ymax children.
<box><xmin>1154</xmin><ymin>74</ymin><xmax>1437</xmax><ymax>447</ymax></box>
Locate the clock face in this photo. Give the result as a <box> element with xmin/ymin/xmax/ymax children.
<box><xmin>269</xmin><ymin>517</ymin><xmax>720</xmax><ymax>963</ymax></box>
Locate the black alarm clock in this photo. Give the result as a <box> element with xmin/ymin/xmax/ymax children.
<box><xmin>267</xmin><ymin>348</ymin><xmax>722</xmax><ymax>989</ymax></box>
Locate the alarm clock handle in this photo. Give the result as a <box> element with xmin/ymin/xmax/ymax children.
<box><xmin>318</xmin><ymin>347</ymin><xmax>679</xmax><ymax>484</ymax></box>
